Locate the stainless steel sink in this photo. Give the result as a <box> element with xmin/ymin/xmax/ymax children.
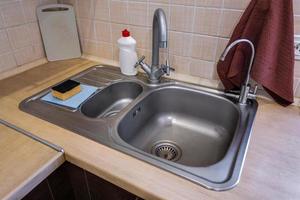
<box><xmin>19</xmin><ymin>65</ymin><xmax>258</xmax><ymax>191</ymax></box>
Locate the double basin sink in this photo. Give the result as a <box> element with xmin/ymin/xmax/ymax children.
<box><xmin>20</xmin><ymin>66</ymin><xmax>257</xmax><ymax>191</ymax></box>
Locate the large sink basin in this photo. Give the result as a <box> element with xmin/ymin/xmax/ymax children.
<box><xmin>118</xmin><ymin>87</ymin><xmax>238</xmax><ymax>167</ymax></box>
<box><xmin>19</xmin><ymin>66</ymin><xmax>258</xmax><ymax>191</ymax></box>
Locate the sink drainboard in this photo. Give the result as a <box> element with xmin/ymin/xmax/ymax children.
<box><xmin>151</xmin><ymin>141</ymin><xmax>182</xmax><ymax>162</ymax></box>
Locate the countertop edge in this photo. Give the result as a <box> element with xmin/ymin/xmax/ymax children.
<box><xmin>3</xmin><ymin>153</ymin><xmax>64</xmax><ymax>200</ymax></box>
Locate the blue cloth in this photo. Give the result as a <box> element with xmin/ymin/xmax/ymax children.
<box><xmin>41</xmin><ymin>84</ymin><xmax>98</xmax><ymax>109</ymax></box>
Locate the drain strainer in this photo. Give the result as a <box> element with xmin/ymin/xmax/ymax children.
<box><xmin>151</xmin><ymin>141</ymin><xmax>182</xmax><ymax>161</ymax></box>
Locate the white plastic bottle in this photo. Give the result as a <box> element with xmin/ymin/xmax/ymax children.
<box><xmin>117</xmin><ymin>29</ymin><xmax>138</xmax><ymax>76</ymax></box>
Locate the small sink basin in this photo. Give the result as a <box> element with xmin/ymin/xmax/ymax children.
<box><xmin>81</xmin><ymin>82</ymin><xmax>142</xmax><ymax>118</ymax></box>
<box><xmin>118</xmin><ymin>87</ymin><xmax>239</xmax><ymax>167</ymax></box>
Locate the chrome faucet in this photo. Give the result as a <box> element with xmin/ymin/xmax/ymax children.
<box><xmin>220</xmin><ymin>39</ymin><xmax>257</xmax><ymax>105</ymax></box>
<box><xmin>135</xmin><ymin>8</ymin><xmax>174</xmax><ymax>83</ymax></box>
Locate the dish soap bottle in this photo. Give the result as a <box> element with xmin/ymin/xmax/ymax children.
<box><xmin>117</xmin><ymin>29</ymin><xmax>138</xmax><ymax>76</ymax></box>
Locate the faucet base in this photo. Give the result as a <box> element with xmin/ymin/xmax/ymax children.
<box><xmin>148</xmin><ymin>78</ymin><xmax>160</xmax><ymax>84</ymax></box>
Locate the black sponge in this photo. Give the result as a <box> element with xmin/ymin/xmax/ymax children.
<box><xmin>52</xmin><ymin>80</ymin><xmax>80</xmax><ymax>94</ymax></box>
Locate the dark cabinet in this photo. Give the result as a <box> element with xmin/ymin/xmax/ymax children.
<box><xmin>23</xmin><ymin>162</ymin><xmax>142</xmax><ymax>200</ymax></box>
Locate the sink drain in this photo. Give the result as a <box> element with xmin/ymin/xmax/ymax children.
<box><xmin>151</xmin><ymin>141</ymin><xmax>182</xmax><ymax>161</ymax></box>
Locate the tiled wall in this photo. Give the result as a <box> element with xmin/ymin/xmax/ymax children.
<box><xmin>1</xmin><ymin>0</ymin><xmax>300</xmax><ymax>98</ymax></box>
<box><xmin>0</xmin><ymin>0</ymin><xmax>56</xmax><ymax>73</ymax></box>
<box><xmin>63</xmin><ymin>0</ymin><xmax>250</xmax><ymax>81</ymax></box>
<box><xmin>63</xmin><ymin>0</ymin><xmax>300</xmax><ymax>97</ymax></box>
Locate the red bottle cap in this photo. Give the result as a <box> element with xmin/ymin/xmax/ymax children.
<box><xmin>122</xmin><ymin>29</ymin><xmax>130</xmax><ymax>37</ymax></box>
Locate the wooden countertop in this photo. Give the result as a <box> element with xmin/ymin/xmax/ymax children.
<box><xmin>0</xmin><ymin>59</ymin><xmax>299</xmax><ymax>200</ymax></box>
<box><xmin>0</xmin><ymin>124</ymin><xmax>64</xmax><ymax>200</ymax></box>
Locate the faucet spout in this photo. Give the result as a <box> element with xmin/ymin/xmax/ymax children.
<box><xmin>152</xmin><ymin>8</ymin><xmax>168</xmax><ymax>67</ymax></box>
<box><xmin>220</xmin><ymin>39</ymin><xmax>255</xmax><ymax>87</ymax></box>
<box><xmin>135</xmin><ymin>8</ymin><xmax>174</xmax><ymax>84</ymax></box>
<box><xmin>220</xmin><ymin>39</ymin><xmax>256</xmax><ymax>105</ymax></box>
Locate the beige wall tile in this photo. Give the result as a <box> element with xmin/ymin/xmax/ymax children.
<box><xmin>62</xmin><ymin>0</ymin><xmax>77</xmax><ymax>15</ymax></box>
<box><xmin>136</xmin><ymin>48</ymin><xmax>151</xmax><ymax>64</ymax></box>
<box><xmin>32</xmin><ymin>43</ymin><xmax>45</xmax><ymax>59</ymax></box>
<box><xmin>62</xmin><ymin>0</ymin><xmax>76</xmax><ymax>5</ymax></box>
<box><xmin>149</xmin><ymin>0</ymin><xmax>169</xmax><ymax>4</ymax></box>
<box><xmin>97</xmin><ymin>41</ymin><xmax>113</xmax><ymax>59</ymax></box>
<box><xmin>170</xmin><ymin>5</ymin><xmax>194</xmax><ymax>32</ymax></box>
<box><xmin>219</xmin><ymin>9</ymin><xmax>243</xmax><ymax>37</ymax></box>
<box><xmin>295</xmin><ymin>15</ymin><xmax>300</xmax><ymax>34</ymax></box>
<box><xmin>14</xmin><ymin>44</ymin><xmax>44</xmax><ymax>65</ymax></box>
<box><xmin>195</xmin><ymin>0</ymin><xmax>223</xmax><ymax>8</ymax></box>
<box><xmin>295</xmin><ymin>82</ymin><xmax>300</xmax><ymax>97</ymax></box>
<box><xmin>193</xmin><ymin>7</ymin><xmax>221</xmax><ymax>36</ymax></box>
<box><xmin>77</xmin><ymin>0</ymin><xmax>94</xmax><ymax>19</ymax></box>
<box><xmin>189</xmin><ymin>59</ymin><xmax>215</xmax><ymax>79</ymax></box>
<box><xmin>110</xmin><ymin>0</ymin><xmax>128</xmax><ymax>24</ymax></box>
<box><xmin>293</xmin><ymin>78</ymin><xmax>299</xmax><ymax>92</ymax></box>
<box><xmin>191</xmin><ymin>34</ymin><xmax>218</xmax><ymax>61</ymax></box>
<box><xmin>94</xmin><ymin>0</ymin><xmax>110</xmax><ymax>21</ymax></box>
<box><xmin>223</xmin><ymin>0</ymin><xmax>251</xmax><ymax>10</ymax></box>
<box><xmin>0</xmin><ymin>30</ymin><xmax>11</xmax><ymax>55</ymax></box>
<box><xmin>170</xmin><ymin>0</ymin><xmax>195</xmax><ymax>6</ymax></box>
<box><xmin>128</xmin><ymin>1</ymin><xmax>148</xmax><ymax>26</ymax></box>
<box><xmin>212</xmin><ymin>63</ymin><xmax>220</xmax><ymax>80</ymax></box>
<box><xmin>0</xmin><ymin>53</ymin><xmax>17</xmax><ymax>73</ymax></box>
<box><xmin>40</xmin><ymin>0</ymin><xmax>58</xmax><ymax>5</ymax></box>
<box><xmin>169</xmin><ymin>55</ymin><xmax>191</xmax><ymax>74</ymax></box>
<box><xmin>7</xmin><ymin>24</ymin><xmax>32</xmax><ymax>50</ymax></box>
<box><xmin>28</xmin><ymin>22</ymin><xmax>43</xmax><ymax>45</ymax></box>
<box><xmin>1</xmin><ymin>2</ymin><xmax>26</xmax><ymax>27</ymax></box>
<box><xmin>95</xmin><ymin>20</ymin><xmax>112</xmax><ymax>42</ymax></box>
<box><xmin>295</xmin><ymin>61</ymin><xmax>300</xmax><ymax>78</ymax></box>
<box><xmin>130</xmin><ymin>0</ymin><xmax>147</xmax><ymax>2</ymax></box>
<box><xmin>0</xmin><ymin>11</ymin><xmax>4</xmax><ymax>28</ymax></box>
<box><xmin>169</xmin><ymin>31</ymin><xmax>192</xmax><ymax>57</ymax></box>
<box><xmin>81</xmin><ymin>39</ymin><xmax>98</xmax><ymax>55</ymax></box>
<box><xmin>295</xmin><ymin>0</ymin><xmax>300</xmax><ymax>15</ymax></box>
<box><xmin>78</xmin><ymin>19</ymin><xmax>90</xmax><ymax>39</ymax></box>
<box><xmin>113</xmin><ymin>45</ymin><xmax>119</xmax><ymax>61</ymax></box>
<box><xmin>129</xmin><ymin>26</ymin><xmax>151</xmax><ymax>49</ymax></box>
<box><xmin>21</xmin><ymin>0</ymin><xmax>39</xmax><ymax>23</ymax></box>
<box><xmin>78</xmin><ymin>19</ymin><xmax>96</xmax><ymax>40</ymax></box>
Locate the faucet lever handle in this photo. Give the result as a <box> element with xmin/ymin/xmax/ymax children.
<box><xmin>161</xmin><ymin>59</ymin><xmax>175</xmax><ymax>76</ymax></box>
<box><xmin>135</xmin><ymin>56</ymin><xmax>146</xmax><ymax>68</ymax></box>
<box><xmin>251</xmin><ymin>84</ymin><xmax>258</xmax><ymax>95</ymax></box>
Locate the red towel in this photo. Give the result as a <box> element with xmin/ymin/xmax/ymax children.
<box><xmin>217</xmin><ymin>0</ymin><xmax>294</xmax><ymax>106</ymax></box>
